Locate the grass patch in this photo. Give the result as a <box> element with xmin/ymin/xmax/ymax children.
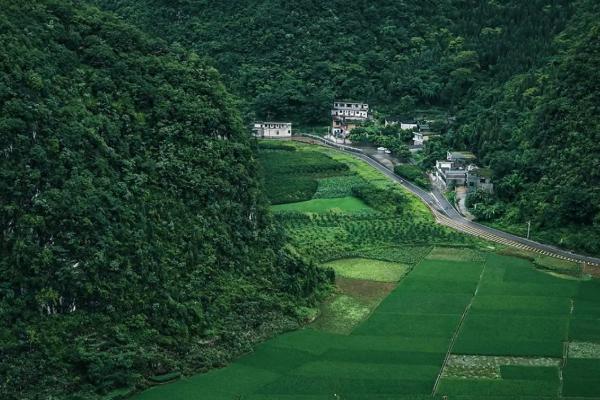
<box><xmin>272</xmin><ymin>196</ymin><xmax>372</xmax><ymax>213</ymax></box>
<box><xmin>322</xmin><ymin>258</ymin><xmax>409</xmax><ymax>282</ymax></box>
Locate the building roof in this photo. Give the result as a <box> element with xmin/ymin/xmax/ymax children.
<box><xmin>334</xmin><ymin>100</ymin><xmax>368</xmax><ymax>104</ymax></box>
<box><xmin>448</xmin><ymin>151</ymin><xmax>476</xmax><ymax>160</ymax></box>
<box><xmin>254</xmin><ymin>121</ymin><xmax>292</xmax><ymax>125</ymax></box>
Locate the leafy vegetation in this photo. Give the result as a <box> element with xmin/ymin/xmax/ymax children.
<box><xmin>0</xmin><ymin>2</ymin><xmax>331</xmax><ymax>399</ymax></box>
<box><xmin>348</xmin><ymin>122</ymin><xmax>413</xmax><ymax>159</ymax></box>
<box><xmin>394</xmin><ymin>164</ymin><xmax>431</xmax><ymax>189</ymax></box>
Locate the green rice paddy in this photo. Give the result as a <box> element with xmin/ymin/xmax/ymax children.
<box><xmin>131</xmin><ymin>142</ymin><xmax>600</xmax><ymax>399</ymax></box>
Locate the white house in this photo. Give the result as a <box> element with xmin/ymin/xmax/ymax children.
<box><xmin>253</xmin><ymin>122</ymin><xmax>292</xmax><ymax>138</ymax></box>
<box><xmin>331</xmin><ymin>101</ymin><xmax>370</xmax><ymax>137</ymax></box>
<box><xmin>384</xmin><ymin>118</ymin><xmax>418</xmax><ymax>131</ymax></box>
<box><xmin>413</xmin><ymin>132</ymin><xmax>424</xmax><ymax>146</ymax></box>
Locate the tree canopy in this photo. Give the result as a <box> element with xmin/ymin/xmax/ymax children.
<box><xmin>0</xmin><ymin>1</ymin><xmax>329</xmax><ymax>399</ymax></box>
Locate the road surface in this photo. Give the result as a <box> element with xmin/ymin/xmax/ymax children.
<box><xmin>295</xmin><ymin>134</ymin><xmax>600</xmax><ymax>267</ymax></box>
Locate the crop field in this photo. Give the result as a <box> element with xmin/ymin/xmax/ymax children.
<box><xmin>133</xmin><ymin>142</ymin><xmax>600</xmax><ymax>399</ymax></box>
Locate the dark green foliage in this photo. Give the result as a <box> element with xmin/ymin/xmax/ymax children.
<box><xmin>258</xmin><ymin>146</ymin><xmax>350</xmax><ymax>204</ymax></box>
<box><xmin>348</xmin><ymin>122</ymin><xmax>412</xmax><ymax>159</ymax></box>
<box><xmin>466</xmin><ymin>190</ymin><xmax>506</xmax><ymax>221</ymax></box>
<box><xmin>0</xmin><ymin>2</ymin><xmax>331</xmax><ymax>399</ymax></box>
<box><xmin>257</xmin><ymin>141</ymin><xmax>297</xmax><ymax>152</ymax></box>
<box><xmin>394</xmin><ymin>165</ymin><xmax>430</xmax><ymax>189</ymax></box>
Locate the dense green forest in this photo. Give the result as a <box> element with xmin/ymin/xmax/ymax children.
<box><xmin>2</xmin><ymin>0</ymin><xmax>600</xmax><ymax>398</ymax></box>
<box><xmin>96</xmin><ymin>0</ymin><xmax>600</xmax><ymax>255</ymax></box>
<box><xmin>0</xmin><ymin>1</ymin><xmax>330</xmax><ymax>399</ymax></box>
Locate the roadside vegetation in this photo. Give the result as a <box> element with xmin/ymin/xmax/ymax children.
<box><xmin>394</xmin><ymin>164</ymin><xmax>431</xmax><ymax>189</ymax></box>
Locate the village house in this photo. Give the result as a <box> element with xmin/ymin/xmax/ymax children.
<box><xmin>413</xmin><ymin>131</ymin><xmax>424</xmax><ymax>146</ymax></box>
<box><xmin>384</xmin><ymin>118</ymin><xmax>437</xmax><ymax>146</ymax></box>
<box><xmin>253</xmin><ymin>122</ymin><xmax>292</xmax><ymax>138</ymax></box>
<box><xmin>467</xmin><ymin>165</ymin><xmax>494</xmax><ymax>193</ymax></box>
<box><xmin>331</xmin><ymin>101</ymin><xmax>370</xmax><ymax>138</ymax></box>
<box><xmin>384</xmin><ymin>117</ymin><xmax>418</xmax><ymax>131</ymax></box>
<box><xmin>434</xmin><ymin>151</ymin><xmax>493</xmax><ymax>192</ymax></box>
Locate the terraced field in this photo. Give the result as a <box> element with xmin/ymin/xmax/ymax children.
<box><xmin>132</xmin><ymin>141</ymin><xmax>600</xmax><ymax>399</ymax></box>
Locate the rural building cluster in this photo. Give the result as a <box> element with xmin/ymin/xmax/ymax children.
<box><xmin>331</xmin><ymin>101</ymin><xmax>371</xmax><ymax>139</ymax></box>
<box><xmin>434</xmin><ymin>151</ymin><xmax>494</xmax><ymax>193</ymax></box>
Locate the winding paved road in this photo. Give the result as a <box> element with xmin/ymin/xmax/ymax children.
<box><xmin>296</xmin><ymin>134</ymin><xmax>600</xmax><ymax>267</ymax></box>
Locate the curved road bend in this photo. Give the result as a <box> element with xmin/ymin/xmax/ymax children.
<box><xmin>294</xmin><ymin>135</ymin><xmax>600</xmax><ymax>267</ymax></box>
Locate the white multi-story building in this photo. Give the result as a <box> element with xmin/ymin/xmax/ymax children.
<box><xmin>434</xmin><ymin>151</ymin><xmax>493</xmax><ymax>192</ymax></box>
<box><xmin>331</xmin><ymin>101</ymin><xmax>370</xmax><ymax>137</ymax></box>
<box><xmin>252</xmin><ymin>122</ymin><xmax>292</xmax><ymax>138</ymax></box>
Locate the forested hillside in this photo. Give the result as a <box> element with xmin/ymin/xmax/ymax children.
<box><xmin>0</xmin><ymin>1</ymin><xmax>330</xmax><ymax>399</ymax></box>
<box><xmin>96</xmin><ymin>0</ymin><xmax>600</xmax><ymax>255</ymax></box>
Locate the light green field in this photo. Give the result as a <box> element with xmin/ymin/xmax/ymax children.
<box><xmin>272</xmin><ymin>196</ymin><xmax>372</xmax><ymax>213</ymax></box>
<box><xmin>322</xmin><ymin>258</ymin><xmax>409</xmax><ymax>282</ymax></box>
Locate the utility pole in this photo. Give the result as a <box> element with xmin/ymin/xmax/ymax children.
<box><xmin>527</xmin><ymin>220</ymin><xmax>531</xmax><ymax>240</ymax></box>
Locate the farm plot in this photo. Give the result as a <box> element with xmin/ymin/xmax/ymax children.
<box><xmin>453</xmin><ymin>255</ymin><xmax>573</xmax><ymax>358</ymax></box>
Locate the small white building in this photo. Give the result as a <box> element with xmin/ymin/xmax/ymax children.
<box><xmin>413</xmin><ymin>132</ymin><xmax>424</xmax><ymax>146</ymax></box>
<box><xmin>253</xmin><ymin>122</ymin><xmax>292</xmax><ymax>138</ymax></box>
<box><xmin>384</xmin><ymin>118</ymin><xmax>418</xmax><ymax>131</ymax></box>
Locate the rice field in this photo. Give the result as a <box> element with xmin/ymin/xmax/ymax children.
<box><xmin>131</xmin><ymin>142</ymin><xmax>600</xmax><ymax>399</ymax></box>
